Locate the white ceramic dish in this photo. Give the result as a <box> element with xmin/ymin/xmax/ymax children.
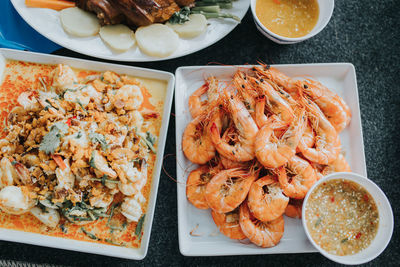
<box><xmin>11</xmin><ymin>0</ymin><xmax>249</xmax><ymax>62</ymax></box>
<box><xmin>0</xmin><ymin>48</ymin><xmax>174</xmax><ymax>260</ymax></box>
<box><xmin>250</xmin><ymin>0</ymin><xmax>334</xmax><ymax>44</ymax></box>
<box><xmin>175</xmin><ymin>63</ymin><xmax>367</xmax><ymax>256</ymax></box>
<box><xmin>302</xmin><ymin>172</ymin><xmax>393</xmax><ymax>265</ymax></box>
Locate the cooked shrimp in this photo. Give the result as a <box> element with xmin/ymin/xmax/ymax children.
<box><xmin>219</xmin><ymin>154</ymin><xmax>249</xmax><ymax>169</ymax></box>
<box><xmin>121</xmin><ymin>195</ymin><xmax>144</xmax><ymax>222</ymax></box>
<box><xmin>249</xmin><ymin>78</ymin><xmax>295</xmax><ymax>127</ymax></box>
<box><xmin>51</xmin><ymin>64</ymin><xmax>78</xmax><ymax>92</ymax></box>
<box><xmin>91</xmin><ymin>150</ymin><xmax>117</xmax><ymax>178</ymax></box>
<box><xmin>298</xmin><ymin>96</ymin><xmax>340</xmax><ymax>165</ymax></box>
<box><xmin>253</xmin><ymin>65</ymin><xmax>299</xmax><ymax>96</ymax></box>
<box><xmin>0</xmin><ymin>157</ymin><xmax>17</xmax><ymax>188</ymax></box>
<box><xmin>30</xmin><ymin>206</ymin><xmax>60</xmax><ymax>228</ymax></box>
<box><xmin>55</xmin><ymin>158</ymin><xmax>75</xmax><ymax>190</ymax></box>
<box><xmin>117</xmin><ymin>160</ymin><xmax>147</xmax><ymax>196</ymax></box>
<box><xmin>233</xmin><ymin>71</ymin><xmax>258</xmax><ymax>113</ymax></box>
<box><xmin>322</xmin><ymin>153</ymin><xmax>351</xmax><ymax>175</ymax></box>
<box><xmin>206</xmin><ymin>76</ymin><xmax>223</xmax><ymax>108</ymax></box>
<box><xmin>311</xmin><ymin>162</ymin><xmax>325</xmax><ymax>181</ymax></box>
<box><xmin>188</xmin><ymin>84</ymin><xmax>208</xmax><ymax>118</ymax></box>
<box><xmin>209</xmin><ymin>92</ymin><xmax>258</xmax><ymax>162</ymax></box>
<box><xmin>239</xmin><ymin>201</ymin><xmax>284</xmax><ymax>247</ymax></box>
<box><xmin>114</xmin><ymin>84</ymin><xmax>143</xmax><ymax>110</ymax></box>
<box><xmin>296</xmin><ymin>120</ymin><xmax>315</xmax><ymax>153</ymax></box>
<box><xmin>278</xmin><ymin>155</ymin><xmax>318</xmax><ymax>199</ymax></box>
<box><xmin>205</xmin><ymin>168</ymin><xmax>258</xmax><ymax>213</ymax></box>
<box><xmin>247</xmin><ymin>175</ymin><xmax>289</xmax><ymax>222</ymax></box>
<box><xmin>211</xmin><ymin>208</ymin><xmax>246</xmax><ymax>240</ymax></box>
<box><xmin>255</xmin><ymin>110</ymin><xmax>306</xmax><ymax>168</ymax></box>
<box><xmin>302</xmin><ymin>80</ymin><xmax>351</xmax><ymax>132</ymax></box>
<box><xmin>182</xmin><ymin>114</ymin><xmax>216</xmax><ymax>164</ymax></box>
<box><xmin>13</xmin><ymin>162</ymin><xmax>34</xmax><ymax>185</ymax></box>
<box><xmin>254</xmin><ymin>96</ymin><xmax>269</xmax><ymax>128</ymax></box>
<box><xmin>186</xmin><ymin>165</ymin><xmax>218</xmax><ymax>209</ymax></box>
<box><xmin>17</xmin><ymin>91</ymin><xmax>39</xmax><ymax>111</ymax></box>
<box><xmin>0</xmin><ymin>186</ymin><xmax>36</xmax><ymax>215</ymax></box>
<box><xmin>284</xmin><ymin>199</ymin><xmax>303</xmax><ymax>219</ymax></box>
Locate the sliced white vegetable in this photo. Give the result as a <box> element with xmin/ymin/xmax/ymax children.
<box><xmin>99</xmin><ymin>24</ymin><xmax>136</xmax><ymax>51</ymax></box>
<box><xmin>135</xmin><ymin>24</ymin><xmax>179</xmax><ymax>58</ymax></box>
<box><xmin>60</xmin><ymin>7</ymin><xmax>100</xmax><ymax>37</ymax></box>
<box><xmin>166</xmin><ymin>14</ymin><xmax>207</xmax><ymax>39</ymax></box>
<box><xmin>30</xmin><ymin>206</ymin><xmax>60</xmax><ymax>228</ymax></box>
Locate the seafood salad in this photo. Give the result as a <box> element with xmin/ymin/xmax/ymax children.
<box><xmin>0</xmin><ymin>62</ymin><xmax>163</xmax><ymax>247</ymax></box>
<box><xmin>183</xmin><ymin>65</ymin><xmax>352</xmax><ymax>247</ymax></box>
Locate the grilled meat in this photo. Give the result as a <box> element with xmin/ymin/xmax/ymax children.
<box><xmin>75</xmin><ymin>0</ymin><xmax>196</xmax><ymax>27</ymax></box>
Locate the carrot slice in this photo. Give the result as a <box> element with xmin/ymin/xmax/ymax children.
<box><xmin>52</xmin><ymin>155</ymin><xmax>67</xmax><ymax>171</ymax></box>
<box><xmin>25</xmin><ymin>0</ymin><xmax>75</xmax><ymax>11</ymax></box>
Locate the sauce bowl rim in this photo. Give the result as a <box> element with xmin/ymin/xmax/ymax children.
<box><xmin>301</xmin><ymin>172</ymin><xmax>394</xmax><ymax>265</ymax></box>
<box><xmin>250</xmin><ymin>0</ymin><xmax>335</xmax><ymax>42</ymax></box>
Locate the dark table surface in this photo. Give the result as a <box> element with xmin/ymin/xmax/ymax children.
<box><xmin>1</xmin><ymin>0</ymin><xmax>399</xmax><ymax>266</ymax></box>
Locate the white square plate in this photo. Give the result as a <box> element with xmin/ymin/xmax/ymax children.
<box><xmin>0</xmin><ymin>48</ymin><xmax>175</xmax><ymax>260</ymax></box>
<box><xmin>175</xmin><ymin>64</ymin><xmax>367</xmax><ymax>256</ymax></box>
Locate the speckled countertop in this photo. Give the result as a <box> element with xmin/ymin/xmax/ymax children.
<box><xmin>1</xmin><ymin>0</ymin><xmax>399</xmax><ymax>266</ymax></box>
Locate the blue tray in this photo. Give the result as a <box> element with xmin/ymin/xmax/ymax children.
<box><xmin>0</xmin><ymin>0</ymin><xmax>61</xmax><ymax>53</ymax></box>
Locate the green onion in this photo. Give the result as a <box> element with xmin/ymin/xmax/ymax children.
<box><xmin>138</xmin><ymin>132</ymin><xmax>156</xmax><ymax>153</ymax></box>
<box><xmin>87</xmin><ymin>210</ymin><xmax>96</xmax><ymax>221</ymax></box>
<box><xmin>192</xmin><ymin>6</ymin><xmax>220</xmax><ymax>13</ymax></box>
<box><xmin>105</xmin><ymin>239</ymin><xmax>120</xmax><ymax>246</ymax></box>
<box><xmin>76</xmin><ymin>98</ymin><xmax>88</xmax><ymax>114</ymax></box>
<box><xmin>81</xmin><ymin>227</ymin><xmax>99</xmax><ymax>240</ymax></box>
<box><xmin>89</xmin><ymin>177</ymin><xmax>119</xmax><ymax>184</ymax></box>
<box><xmin>191</xmin><ymin>11</ymin><xmax>240</xmax><ymax>21</ymax></box>
<box><xmin>135</xmin><ymin>214</ymin><xmax>146</xmax><ymax>237</ymax></box>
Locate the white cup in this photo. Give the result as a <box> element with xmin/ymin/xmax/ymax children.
<box><xmin>250</xmin><ymin>0</ymin><xmax>335</xmax><ymax>44</ymax></box>
<box><xmin>302</xmin><ymin>172</ymin><xmax>394</xmax><ymax>265</ymax></box>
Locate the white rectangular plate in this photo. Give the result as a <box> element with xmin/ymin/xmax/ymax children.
<box><xmin>175</xmin><ymin>64</ymin><xmax>367</xmax><ymax>256</ymax></box>
<box><xmin>0</xmin><ymin>48</ymin><xmax>175</xmax><ymax>260</ymax></box>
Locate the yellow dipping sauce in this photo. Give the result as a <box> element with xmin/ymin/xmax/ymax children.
<box><xmin>305</xmin><ymin>179</ymin><xmax>379</xmax><ymax>256</ymax></box>
<box><xmin>256</xmin><ymin>0</ymin><xmax>320</xmax><ymax>38</ymax></box>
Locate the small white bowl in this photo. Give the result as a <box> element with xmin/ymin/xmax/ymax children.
<box><xmin>302</xmin><ymin>172</ymin><xmax>394</xmax><ymax>265</ymax></box>
<box><xmin>250</xmin><ymin>0</ymin><xmax>335</xmax><ymax>44</ymax></box>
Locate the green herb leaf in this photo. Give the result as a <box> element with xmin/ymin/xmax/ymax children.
<box><xmin>138</xmin><ymin>132</ymin><xmax>156</xmax><ymax>153</ymax></box>
<box><xmin>52</xmin><ymin>122</ymin><xmax>69</xmax><ymax>134</ymax></box>
<box><xmin>76</xmin><ymin>98</ymin><xmax>88</xmax><ymax>113</ymax></box>
<box><xmin>315</xmin><ymin>217</ymin><xmax>322</xmax><ymax>227</ymax></box>
<box><xmin>89</xmin><ymin>177</ymin><xmax>118</xmax><ymax>184</ymax></box>
<box><xmin>81</xmin><ymin>227</ymin><xmax>99</xmax><ymax>240</ymax></box>
<box><xmin>39</xmin><ymin>122</ymin><xmax>69</xmax><ymax>154</ymax></box>
<box><xmin>105</xmin><ymin>238</ymin><xmax>120</xmax><ymax>246</ymax></box>
<box><xmin>146</xmin><ymin>131</ymin><xmax>157</xmax><ymax>146</ymax></box>
<box><xmin>168</xmin><ymin>6</ymin><xmax>191</xmax><ymax>24</ymax></box>
<box><xmin>135</xmin><ymin>214</ymin><xmax>146</xmax><ymax>237</ymax></box>
<box><xmin>39</xmin><ymin>129</ymin><xmax>60</xmax><ymax>154</ymax></box>
<box><xmin>45</xmin><ymin>99</ymin><xmax>58</xmax><ymax>110</ymax></box>
<box><xmin>341</xmin><ymin>238</ymin><xmax>348</xmax><ymax>243</ymax></box>
<box><xmin>60</xmin><ymin>224</ymin><xmax>67</xmax><ymax>233</ymax></box>
<box><xmin>89</xmin><ymin>132</ymin><xmax>108</xmax><ymax>151</ymax></box>
<box><xmin>89</xmin><ymin>151</ymin><xmax>96</xmax><ymax>169</ymax></box>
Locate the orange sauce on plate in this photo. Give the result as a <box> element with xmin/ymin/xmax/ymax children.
<box><xmin>256</xmin><ymin>0</ymin><xmax>319</xmax><ymax>38</ymax></box>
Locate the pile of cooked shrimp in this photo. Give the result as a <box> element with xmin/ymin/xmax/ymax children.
<box><xmin>0</xmin><ymin>64</ymin><xmax>157</xmax><ymax>230</ymax></box>
<box><xmin>182</xmin><ymin>65</ymin><xmax>352</xmax><ymax>248</ymax></box>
